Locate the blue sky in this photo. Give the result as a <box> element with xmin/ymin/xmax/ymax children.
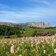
<box><xmin>0</xmin><ymin>0</ymin><xmax>56</xmax><ymax>26</ymax></box>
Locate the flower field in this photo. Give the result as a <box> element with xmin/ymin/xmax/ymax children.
<box><xmin>0</xmin><ymin>35</ymin><xmax>56</xmax><ymax>56</ymax></box>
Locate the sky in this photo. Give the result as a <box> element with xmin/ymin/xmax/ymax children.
<box><xmin>0</xmin><ymin>0</ymin><xmax>56</xmax><ymax>26</ymax></box>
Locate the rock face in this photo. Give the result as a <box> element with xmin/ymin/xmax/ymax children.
<box><xmin>26</xmin><ymin>22</ymin><xmax>51</xmax><ymax>28</ymax></box>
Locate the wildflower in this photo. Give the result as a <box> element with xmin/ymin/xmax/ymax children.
<box><xmin>54</xmin><ymin>49</ymin><xmax>56</xmax><ymax>53</ymax></box>
<box><xmin>51</xmin><ymin>43</ymin><xmax>54</xmax><ymax>47</ymax></box>
<box><xmin>53</xmin><ymin>39</ymin><xmax>55</xmax><ymax>43</ymax></box>
<box><xmin>19</xmin><ymin>54</ymin><xmax>22</xmax><ymax>56</ymax></box>
<box><xmin>48</xmin><ymin>54</ymin><xmax>50</xmax><ymax>56</ymax></box>
<box><xmin>10</xmin><ymin>44</ymin><xmax>14</xmax><ymax>54</ymax></box>
<box><xmin>31</xmin><ymin>44</ymin><xmax>33</xmax><ymax>47</ymax></box>
<box><xmin>22</xmin><ymin>41</ymin><xmax>24</xmax><ymax>44</ymax></box>
<box><xmin>9</xmin><ymin>41</ymin><xmax>12</xmax><ymax>44</ymax></box>
<box><xmin>43</xmin><ymin>50</ymin><xmax>46</xmax><ymax>54</ymax></box>
<box><xmin>42</xmin><ymin>45</ymin><xmax>44</xmax><ymax>48</ymax></box>
<box><xmin>37</xmin><ymin>49</ymin><xmax>38</xmax><ymax>52</ymax></box>
<box><xmin>17</xmin><ymin>47</ymin><xmax>19</xmax><ymax>51</ymax></box>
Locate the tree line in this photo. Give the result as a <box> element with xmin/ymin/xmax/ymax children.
<box><xmin>0</xmin><ymin>25</ymin><xmax>56</xmax><ymax>38</ymax></box>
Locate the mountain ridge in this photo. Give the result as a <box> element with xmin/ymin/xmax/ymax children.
<box><xmin>0</xmin><ymin>22</ymin><xmax>51</xmax><ymax>28</ymax></box>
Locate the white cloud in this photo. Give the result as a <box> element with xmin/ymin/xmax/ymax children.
<box><xmin>0</xmin><ymin>7</ymin><xmax>56</xmax><ymax>20</ymax></box>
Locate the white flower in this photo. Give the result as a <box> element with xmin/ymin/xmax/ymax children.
<box><xmin>42</xmin><ymin>45</ymin><xmax>44</xmax><ymax>48</ymax></box>
<box><xmin>54</xmin><ymin>49</ymin><xmax>56</xmax><ymax>53</ymax></box>
<box><xmin>51</xmin><ymin>43</ymin><xmax>54</xmax><ymax>47</ymax></box>
<box><xmin>31</xmin><ymin>44</ymin><xmax>33</xmax><ymax>47</ymax></box>
<box><xmin>48</xmin><ymin>54</ymin><xmax>50</xmax><ymax>56</ymax></box>
<box><xmin>19</xmin><ymin>54</ymin><xmax>22</xmax><ymax>56</ymax></box>
<box><xmin>43</xmin><ymin>50</ymin><xmax>46</xmax><ymax>54</ymax></box>
<box><xmin>10</xmin><ymin>45</ymin><xmax>14</xmax><ymax>54</ymax></box>
<box><xmin>53</xmin><ymin>39</ymin><xmax>55</xmax><ymax>43</ymax></box>
<box><xmin>17</xmin><ymin>47</ymin><xmax>19</xmax><ymax>51</ymax></box>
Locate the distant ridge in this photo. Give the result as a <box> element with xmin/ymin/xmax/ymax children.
<box><xmin>26</xmin><ymin>22</ymin><xmax>51</xmax><ymax>28</ymax></box>
<box><xmin>0</xmin><ymin>22</ymin><xmax>51</xmax><ymax>28</ymax></box>
<box><xmin>0</xmin><ymin>22</ymin><xmax>19</xmax><ymax>27</ymax></box>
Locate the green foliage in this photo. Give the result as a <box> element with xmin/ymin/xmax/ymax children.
<box><xmin>0</xmin><ymin>25</ymin><xmax>56</xmax><ymax>38</ymax></box>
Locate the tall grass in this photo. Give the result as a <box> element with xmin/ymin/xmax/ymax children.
<box><xmin>0</xmin><ymin>35</ymin><xmax>56</xmax><ymax>56</ymax></box>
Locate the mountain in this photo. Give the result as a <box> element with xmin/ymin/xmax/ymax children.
<box><xmin>0</xmin><ymin>22</ymin><xmax>51</xmax><ymax>28</ymax></box>
<box><xmin>26</xmin><ymin>22</ymin><xmax>51</xmax><ymax>28</ymax></box>
<box><xmin>0</xmin><ymin>22</ymin><xmax>19</xmax><ymax>27</ymax></box>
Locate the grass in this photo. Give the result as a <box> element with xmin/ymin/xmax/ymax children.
<box><xmin>0</xmin><ymin>35</ymin><xmax>56</xmax><ymax>56</ymax></box>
